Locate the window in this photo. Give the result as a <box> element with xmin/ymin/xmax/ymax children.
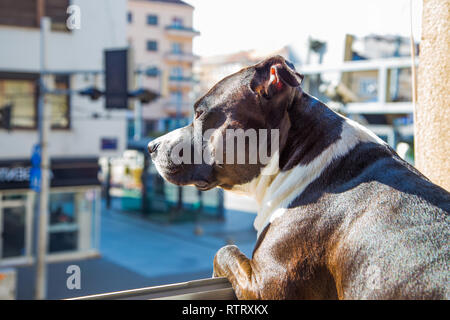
<box><xmin>49</xmin><ymin>192</ymin><xmax>78</xmax><ymax>253</ymax></box>
<box><xmin>170</xmin><ymin>91</ymin><xmax>183</xmax><ymax>105</ymax></box>
<box><xmin>358</xmin><ymin>77</ymin><xmax>377</xmax><ymax>100</ymax></box>
<box><xmin>170</xmin><ymin>67</ymin><xmax>183</xmax><ymax>77</ymax></box>
<box><xmin>147</xmin><ymin>40</ymin><xmax>158</xmax><ymax>52</ymax></box>
<box><xmin>171</xmin><ymin>17</ymin><xmax>183</xmax><ymax>28</ymax></box>
<box><xmin>147</xmin><ymin>14</ymin><xmax>158</xmax><ymax>25</ymax></box>
<box><xmin>127</xmin><ymin>12</ymin><xmax>132</xmax><ymax>23</ymax></box>
<box><xmin>47</xmin><ymin>189</ymin><xmax>100</xmax><ymax>255</ymax></box>
<box><xmin>0</xmin><ymin>192</ymin><xmax>32</xmax><ymax>261</ymax></box>
<box><xmin>171</xmin><ymin>42</ymin><xmax>183</xmax><ymax>54</ymax></box>
<box><xmin>0</xmin><ymin>73</ymin><xmax>70</xmax><ymax>130</ymax></box>
<box><xmin>0</xmin><ymin>0</ymin><xmax>71</xmax><ymax>30</ymax></box>
<box><xmin>1</xmin><ymin>206</ymin><xmax>26</xmax><ymax>258</ymax></box>
<box><xmin>0</xmin><ymin>77</ymin><xmax>36</xmax><ymax>129</ymax></box>
<box><xmin>48</xmin><ymin>75</ymin><xmax>70</xmax><ymax>129</ymax></box>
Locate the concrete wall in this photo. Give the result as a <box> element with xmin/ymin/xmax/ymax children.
<box><xmin>0</xmin><ymin>0</ymin><xmax>128</xmax><ymax>159</ymax></box>
<box><xmin>415</xmin><ymin>0</ymin><xmax>450</xmax><ymax>191</ymax></box>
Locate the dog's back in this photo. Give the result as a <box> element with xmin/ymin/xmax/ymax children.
<box><xmin>285</xmin><ymin>141</ymin><xmax>450</xmax><ymax>299</ymax></box>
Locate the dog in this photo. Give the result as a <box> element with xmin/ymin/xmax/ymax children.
<box><xmin>148</xmin><ymin>55</ymin><xmax>449</xmax><ymax>299</ymax></box>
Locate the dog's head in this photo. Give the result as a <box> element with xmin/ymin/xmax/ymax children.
<box><xmin>148</xmin><ymin>55</ymin><xmax>303</xmax><ymax>191</ymax></box>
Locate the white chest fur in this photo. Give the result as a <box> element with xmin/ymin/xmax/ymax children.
<box><xmin>230</xmin><ymin>118</ymin><xmax>386</xmax><ymax>237</ymax></box>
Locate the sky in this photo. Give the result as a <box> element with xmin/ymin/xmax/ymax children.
<box><xmin>184</xmin><ymin>0</ymin><xmax>423</xmax><ymax>64</ymax></box>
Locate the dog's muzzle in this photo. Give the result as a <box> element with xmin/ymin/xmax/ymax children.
<box><xmin>147</xmin><ymin>126</ymin><xmax>217</xmax><ymax>191</ymax></box>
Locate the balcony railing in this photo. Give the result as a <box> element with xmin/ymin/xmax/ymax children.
<box><xmin>167</xmin><ymin>75</ymin><xmax>195</xmax><ymax>89</ymax></box>
<box><xmin>168</xmin><ymin>75</ymin><xmax>193</xmax><ymax>82</ymax></box>
<box><xmin>299</xmin><ymin>56</ymin><xmax>418</xmax><ymax>115</ymax></box>
<box><xmin>165</xmin><ymin>25</ymin><xmax>200</xmax><ymax>37</ymax></box>
<box><xmin>164</xmin><ymin>51</ymin><xmax>199</xmax><ymax>63</ymax></box>
<box><xmin>298</xmin><ymin>56</ymin><xmax>418</xmax><ymax>151</ymax></box>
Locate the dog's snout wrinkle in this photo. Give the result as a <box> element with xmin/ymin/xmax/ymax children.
<box><xmin>148</xmin><ymin>141</ymin><xmax>160</xmax><ymax>154</ymax></box>
<box><xmin>148</xmin><ymin>141</ymin><xmax>161</xmax><ymax>154</ymax></box>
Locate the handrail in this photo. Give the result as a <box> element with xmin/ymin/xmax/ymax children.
<box><xmin>299</xmin><ymin>56</ymin><xmax>418</xmax><ymax>74</ymax></box>
<box><xmin>68</xmin><ymin>277</ymin><xmax>236</xmax><ymax>300</ymax></box>
<box><xmin>298</xmin><ymin>56</ymin><xmax>418</xmax><ymax>114</ymax></box>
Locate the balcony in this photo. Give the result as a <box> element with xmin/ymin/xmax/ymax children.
<box><xmin>159</xmin><ymin>98</ymin><xmax>192</xmax><ymax>116</ymax></box>
<box><xmin>168</xmin><ymin>75</ymin><xmax>195</xmax><ymax>88</ymax></box>
<box><xmin>300</xmin><ymin>56</ymin><xmax>417</xmax><ymax>114</ymax></box>
<box><xmin>165</xmin><ymin>24</ymin><xmax>200</xmax><ymax>38</ymax></box>
<box><xmin>164</xmin><ymin>51</ymin><xmax>199</xmax><ymax>63</ymax></box>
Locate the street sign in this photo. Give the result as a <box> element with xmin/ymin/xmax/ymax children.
<box><xmin>30</xmin><ymin>144</ymin><xmax>41</xmax><ymax>192</ymax></box>
<box><xmin>101</xmin><ymin>137</ymin><xmax>118</xmax><ymax>151</ymax></box>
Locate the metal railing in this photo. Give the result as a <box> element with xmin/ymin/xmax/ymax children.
<box><xmin>165</xmin><ymin>25</ymin><xmax>200</xmax><ymax>36</ymax></box>
<box><xmin>299</xmin><ymin>56</ymin><xmax>418</xmax><ymax>115</ymax></box>
<box><xmin>299</xmin><ymin>56</ymin><xmax>417</xmax><ymax>149</ymax></box>
<box><xmin>69</xmin><ymin>277</ymin><xmax>235</xmax><ymax>300</ymax></box>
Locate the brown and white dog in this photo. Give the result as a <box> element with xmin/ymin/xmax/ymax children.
<box><xmin>148</xmin><ymin>55</ymin><xmax>450</xmax><ymax>299</ymax></box>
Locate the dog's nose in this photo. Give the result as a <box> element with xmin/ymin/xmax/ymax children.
<box><xmin>148</xmin><ymin>141</ymin><xmax>160</xmax><ymax>154</ymax></box>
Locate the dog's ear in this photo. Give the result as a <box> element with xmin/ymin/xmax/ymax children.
<box><xmin>251</xmin><ymin>55</ymin><xmax>304</xmax><ymax>99</ymax></box>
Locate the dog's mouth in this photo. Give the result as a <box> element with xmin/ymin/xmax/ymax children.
<box><xmin>153</xmin><ymin>162</ymin><xmax>218</xmax><ymax>191</ymax></box>
<box><xmin>193</xmin><ymin>180</ymin><xmax>219</xmax><ymax>191</ymax></box>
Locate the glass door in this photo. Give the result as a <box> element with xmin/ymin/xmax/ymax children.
<box><xmin>0</xmin><ymin>193</ymin><xmax>32</xmax><ymax>263</ymax></box>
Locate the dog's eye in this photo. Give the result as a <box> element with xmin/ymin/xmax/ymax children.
<box><xmin>194</xmin><ymin>110</ymin><xmax>204</xmax><ymax>119</ymax></box>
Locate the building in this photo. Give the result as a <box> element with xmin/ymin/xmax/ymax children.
<box><xmin>0</xmin><ymin>0</ymin><xmax>128</xmax><ymax>266</ymax></box>
<box><xmin>342</xmin><ymin>34</ymin><xmax>417</xmax><ymax>103</ymax></box>
<box><xmin>194</xmin><ymin>46</ymin><xmax>299</xmax><ymax>98</ymax></box>
<box><xmin>127</xmin><ymin>0</ymin><xmax>200</xmax><ymax>136</ymax></box>
<box><xmin>341</xmin><ymin>34</ymin><xmax>416</xmax><ymax>162</ymax></box>
<box><xmin>300</xmin><ymin>34</ymin><xmax>417</xmax><ymax>163</ymax></box>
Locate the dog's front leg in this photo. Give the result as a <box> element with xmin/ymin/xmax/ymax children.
<box><xmin>213</xmin><ymin>245</ymin><xmax>260</xmax><ymax>299</ymax></box>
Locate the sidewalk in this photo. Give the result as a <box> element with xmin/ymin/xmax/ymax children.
<box><xmin>16</xmin><ymin>196</ymin><xmax>257</xmax><ymax>299</ymax></box>
<box><xmin>100</xmin><ymin>200</ymin><xmax>257</xmax><ymax>279</ymax></box>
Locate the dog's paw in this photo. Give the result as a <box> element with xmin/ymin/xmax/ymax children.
<box><xmin>213</xmin><ymin>254</ymin><xmax>225</xmax><ymax>278</ymax></box>
<box><xmin>213</xmin><ymin>245</ymin><xmax>239</xmax><ymax>278</ymax></box>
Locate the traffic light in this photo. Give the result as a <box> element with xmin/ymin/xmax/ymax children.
<box><xmin>128</xmin><ymin>88</ymin><xmax>159</xmax><ymax>104</ymax></box>
<box><xmin>0</xmin><ymin>104</ymin><xmax>12</xmax><ymax>131</ymax></box>
<box><xmin>79</xmin><ymin>87</ymin><xmax>103</xmax><ymax>100</ymax></box>
<box><xmin>104</xmin><ymin>49</ymin><xmax>130</xmax><ymax>109</ymax></box>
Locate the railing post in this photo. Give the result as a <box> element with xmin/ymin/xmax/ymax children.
<box><xmin>378</xmin><ymin>66</ymin><xmax>388</xmax><ymax>104</ymax></box>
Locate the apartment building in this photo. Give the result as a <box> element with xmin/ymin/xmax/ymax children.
<box><xmin>0</xmin><ymin>0</ymin><xmax>128</xmax><ymax>266</ymax></box>
<box><xmin>342</xmin><ymin>34</ymin><xmax>417</xmax><ymax>103</ymax></box>
<box><xmin>301</xmin><ymin>34</ymin><xmax>417</xmax><ymax>162</ymax></box>
<box><xmin>194</xmin><ymin>46</ymin><xmax>299</xmax><ymax>98</ymax></box>
<box><xmin>127</xmin><ymin>0</ymin><xmax>199</xmax><ymax>136</ymax></box>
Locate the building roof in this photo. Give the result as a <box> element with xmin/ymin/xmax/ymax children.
<box><xmin>137</xmin><ymin>0</ymin><xmax>194</xmax><ymax>8</ymax></box>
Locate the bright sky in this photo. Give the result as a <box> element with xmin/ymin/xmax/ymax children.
<box><xmin>184</xmin><ymin>0</ymin><xmax>423</xmax><ymax>63</ymax></box>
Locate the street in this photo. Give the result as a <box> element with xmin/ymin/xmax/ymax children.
<box><xmin>16</xmin><ymin>196</ymin><xmax>257</xmax><ymax>299</ymax></box>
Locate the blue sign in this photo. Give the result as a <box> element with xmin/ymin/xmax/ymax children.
<box><xmin>30</xmin><ymin>144</ymin><xmax>41</xmax><ymax>192</ymax></box>
<box><xmin>101</xmin><ymin>138</ymin><xmax>118</xmax><ymax>151</ymax></box>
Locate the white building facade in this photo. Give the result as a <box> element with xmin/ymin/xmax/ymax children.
<box><xmin>127</xmin><ymin>0</ymin><xmax>199</xmax><ymax>136</ymax></box>
<box><xmin>0</xmin><ymin>0</ymin><xmax>128</xmax><ymax>266</ymax></box>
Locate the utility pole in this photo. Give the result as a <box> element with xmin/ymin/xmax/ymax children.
<box><xmin>35</xmin><ymin>16</ymin><xmax>51</xmax><ymax>300</ymax></box>
<box><xmin>134</xmin><ymin>67</ymin><xmax>143</xmax><ymax>141</ymax></box>
<box><xmin>176</xmin><ymin>60</ymin><xmax>183</xmax><ymax>211</ymax></box>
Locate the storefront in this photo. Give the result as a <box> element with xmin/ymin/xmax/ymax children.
<box><xmin>101</xmin><ymin>148</ymin><xmax>224</xmax><ymax>221</ymax></box>
<box><xmin>0</xmin><ymin>158</ymin><xmax>101</xmax><ymax>267</ymax></box>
